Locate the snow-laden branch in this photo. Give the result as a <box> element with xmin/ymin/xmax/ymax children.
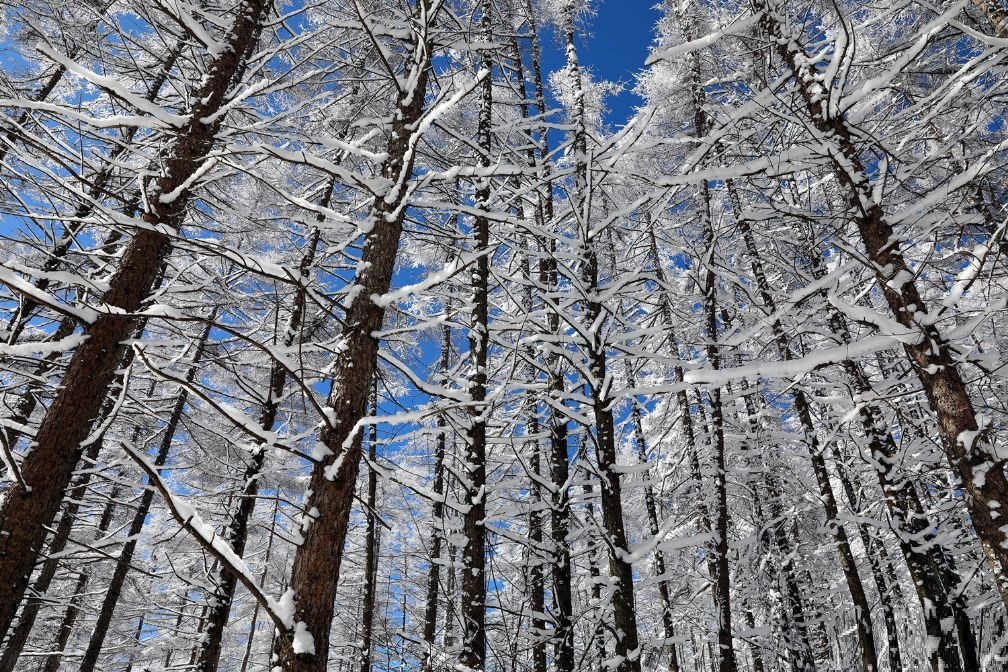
<box><xmin>118</xmin><ymin>440</ymin><xmax>300</xmax><ymax>636</ymax></box>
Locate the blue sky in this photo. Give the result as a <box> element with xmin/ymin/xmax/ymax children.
<box><xmin>540</xmin><ymin>0</ymin><xmax>661</xmax><ymax>128</ymax></box>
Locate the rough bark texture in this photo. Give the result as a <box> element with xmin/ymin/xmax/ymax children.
<box><xmin>0</xmin><ymin>0</ymin><xmax>270</xmax><ymax>641</ymax></box>
<box><xmin>627</xmin><ymin>370</ymin><xmax>679</xmax><ymax>672</ymax></box>
<box><xmin>422</xmin><ymin>318</ymin><xmax>452</xmax><ymax>672</ymax></box>
<box><xmin>39</xmin><ymin>480</ymin><xmax>120</xmax><ymax>672</ymax></box>
<box><xmin>271</xmin><ymin>4</ymin><xmax>436</xmax><ymax>667</ymax></box>
<box><xmin>731</xmin><ymin>201</ymin><xmax>878</xmax><ymax>672</ymax></box>
<box><xmin>3</xmin><ymin>42</ymin><xmax>182</xmax><ymax>346</ymax></box>
<box><xmin>0</xmin><ymin>331</ymin><xmax>154</xmax><ymax>671</ymax></box>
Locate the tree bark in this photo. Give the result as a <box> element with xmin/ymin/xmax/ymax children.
<box><xmin>271</xmin><ymin>4</ymin><xmax>438</xmax><ymax>667</ymax></box>
<box><xmin>459</xmin><ymin>9</ymin><xmax>493</xmax><ymax>667</ymax></box>
<box><xmin>730</xmin><ymin>192</ymin><xmax>878</xmax><ymax>672</ymax></box>
<box><xmin>193</xmin><ymin>218</ymin><xmax>326</xmax><ymax>672</ymax></box>
<box><xmin>422</xmin><ymin>315</ymin><xmax>452</xmax><ymax>672</ymax></box>
<box><xmin>627</xmin><ymin>365</ymin><xmax>680</xmax><ymax>672</ymax></box>
<box><xmin>39</xmin><ymin>479</ymin><xmax>121</xmax><ymax>672</ymax></box>
<box><xmin>3</xmin><ymin>41</ymin><xmax>182</xmax><ymax>346</ymax></box>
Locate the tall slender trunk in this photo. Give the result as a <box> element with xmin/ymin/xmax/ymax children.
<box><xmin>558</xmin><ymin>4</ymin><xmax>641</xmax><ymax>668</ymax></box>
<box><xmin>444</xmin><ymin>544</ymin><xmax>459</xmax><ymax>652</ymax></box>
<box><xmin>78</xmin><ymin>319</ymin><xmax>215</xmax><ymax>672</ymax></box>
<box><xmin>239</xmin><ymin>498</ymin><xmax>280</xmax><ymax>672</ymax></box>
<box><xmin>194</xmin><ymin>212</ymin><xmax>327</xmax><ymax>672</ymax></box>
<box><xmin>0</xmin><ymin>318</ymin><xmax>158</xmax><ymax>672</ymax></box>
<box><xmin>360</xmin><ymin>383</ymin><xmax>381</xmax><ymax>672</ymax></box>
<box><xmin>699</xmin><ymin>197</ymin><xmax>736</xmax><ymax>672</ymax></box>
<box><xmin>0</xmin><ymin>0</ymin><xmax>271</xmax><ymax>640</ymax></box>
<box><xmin>716</xmin><ymin>318</ymin><xmax>805</xmax><ymax>672</ymax></box>
<box><xmin>802</xmin><ymin>233</ymin><xmax>967</xmax><ymax>672</ymax></box>
<box><xmin>273</xmin><ymin>4</ymin><xmax>438</xmax><ymax>667</ymax></box>
<box><xmin>422</xmin><ymin>314</ymin><xmax>453</xmax><ymax>672</ymax></box>
<box><xmin>509</xmin><ymin>39</ymin><xmax>553</xmax><ymax>672</ymax></box>
<box><xmin>459</xmin><ymin>13</ymin><xmax>492</xmax><ymax>666</ymax></box>
<box><xmin>3</xmin><ymin>41</ymin><xmax>182</xmax><ymax>346</ymax></box>
<box><xmin>829</xmin><ymin>447</ymin><xmax>902</xmax><ymax>672</ymax></box>
<box><xmin>673</xmin><ymin>7</ymin><xmax>739</xmax><ymax>668</ymax></box>
<box><xmin>765</xmin><ymin>473</ymin><xmax>818</xmax><ymax>672</ymax></box>
<box><xmin>517</xmin><ymin>4</ymin><xmax>574</xmax><ymax>667</ymax></box>
<box><xmin>626</xmin><ymin>364</ymin><xmax>679</xmax><ymax>672</ymax></box>
<box><xmin>582</xmin><ymin>242</ymin><xmax>642</xmax><ymax>672</ymax></box>
<box><xmin>528</xmin><ymin>410</ymin><xmax>548</xmax><ymax>672</ymax></box>
<box><xmin>583</xmin><ymin>482</ymin><xmax>609</xmax><ymax>671</ymax></box>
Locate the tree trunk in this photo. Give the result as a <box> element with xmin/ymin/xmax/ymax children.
<box><xmin>627</xmin><ymin>365</ymin><xmax>680</xmax><ymax>672</ymax></box>
<box><xmin>360</xmin><ymin>383</ymin><xmax>381</xmax><ymax>672</ymax></box>
<box><xmin>422</xmin><ymin>316</ymin><xmax>452</xmax><ymax>672</ymax></box>
<box><xmin>584</xmin><ymin>483</ymin><xmax>609</xmax><ymax>671</ymax></box>
<box><xmin>803</xmin><ymin>236</ymin><xmax>967</xmax><ymax>672</ymax></box>
<box><xmin>730</xmin><ymin>192</ymin><xmax>878</xmax><ymax>672</ymax></box>
<box><xmin>518</xmin><ymin>3</ymin><xmax>574</xmax><ymax>668</ymax></box>
<box><xmin>0</xmin><ymin>0</ymin><xmax>270</xmax><ymax>640</ymax></box>
<box><xmin>3</xmin><ymin>41</ymin><xmax>182</xmax><ymax>346</ymax></box>
<box><xmin>240</xmin><ymin>498</ymin><xmax>280</xmax><ymax>672</ymax></box>
<box><xmin>459</xmin><ymin>10</ymin><xmax>492</xmax><ymax>668</ymax></box>
<box><xmin>272</xmin><ymin>4</ymin><xmax>437</xmax><ymax>667</ymax></box>
<box><xmin>194</xmin><ymin>219</ymin><xmax>326</xmax><ymax>672</ymax></box>
<box><xmin>528</xmin><ymin>412</ymin><xmax>548</xmax><ymax>672</ymax></box>
<box><xmin>0</xmin><ymin>326</ymin><xmax>157</xmax><ymax>671</ymax></box>
<box><xmin>40</xmin><ymin>479</ymin><xmax>121</xmax><ymax>672</ymax></box>
<box><xmin>829</xmin><ymin>447</ymin><xmax>903</xmax><ymax>672</ymax></box>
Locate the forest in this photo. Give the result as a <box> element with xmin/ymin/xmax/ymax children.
<box><xmin>0</xmin><ymin>0</ymin><xmax>1007</xmax><ymax>670</ymax></box>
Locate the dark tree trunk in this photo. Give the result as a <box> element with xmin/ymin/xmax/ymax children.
<box><xmin>459</xmin><ymin>10</ymin><xmax>492</xmax><ymax>668</ymax></box>
<box><xmin>830</xmin><ymin>448</ymin><xmax>903</xmax><ymax>672</ymax></box>
<box><xmin>0</xmin><ymin>324</ymin><xmax>157</xmax><ymax>671</ymax></box>
<box><xmin>803</xmin><ymin>238</ymin><xmax>967</xmax><ymax>672</ymax></box>
<box><xmin>239</xmin><ymin>499</ymin><xmax>280</xmax><ymax>672</ymax></box>
<box><xmin>3</xmin><ymin>42</ymin><xmax>182</xmax><ymax>346</ymax></box>
<box><xmin>527</xmin><ymin>412</ymin><xmax>548</xmax><ymax>672</ymax></box>
<box><xmin>626</xmin><ymin>369</ymin><xmax>680</xmax><ymax>672</ymax></box>
<box><xmin>40</xmin><ymin>479</ymin><xmax>121</xmax><ymax>672</ymax></box>
<box><xmin>272</xmin><ymin>5</ymin><xmax>437</xmax><ymax>667</ymax></box>
<box><xmin>422</xmin><ymin>317</ymin><xmax>452</xmax><ymax>672</ymax></box>
<box><xmin>193</xmin><ymin>219</ymin><xmax>325</xmax><ymax>672</ymax></box>
<box><xmin>730</xmin><ymin>196</ymin><xmax>878</xmax><ymax>672</ymax></box>
<box><xmin>360</xmin><ymin>384</ymin><xmax>381</xmax><ymax>672</ymax></box>
<box><xmin>519</xmin><ymin>3</ymin><xmax>574</xmax><ymax>668</ymax></box>
<box><xmin>583</xmin><ymin>483</ymin><xmax>609</xmax><ymax>671</ymax></box>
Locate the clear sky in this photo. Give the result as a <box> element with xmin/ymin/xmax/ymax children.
<box><xmin>540</xmin><ymin>0</ymin><xmax>661</xmax><ymax>128</ymax></box>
